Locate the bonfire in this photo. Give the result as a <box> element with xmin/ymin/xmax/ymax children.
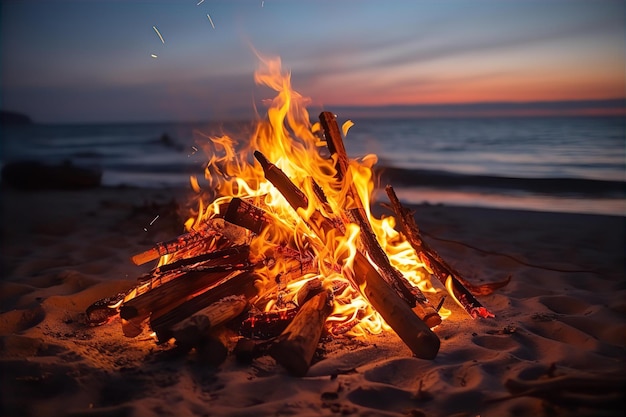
<box><xmin>86</xmin><ymin>56</ymin><xmax>507</xmax><ymax>376</ymax></box>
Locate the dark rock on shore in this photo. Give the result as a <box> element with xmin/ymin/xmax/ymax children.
<box><xmin>1</xmin><ymin>160</ymin><xmax>102</xmax><ymax>190</ymax></box>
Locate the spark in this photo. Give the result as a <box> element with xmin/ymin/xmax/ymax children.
<box><xmin>150</xmin><ymin>54</ymin><xmax>158</xmax><ymax>59</ymax></box>
<box><xmin>152</xmin><ymin>25</ymin><xmax>165</xmax><ymax>44</ymax></box>
<box><xmin>207</xmin><ymin>14</ymin><xmax>215</xmax><ymax>29</ymax></box>
<box><xmin>144</xmin><ymin>214</ymin><xmax>160</xmax><ymax>232</ymax></box>
<box><xmin>197</xmin><ymin>0</ymin><xmax>205</xmax><ymax>4</ymax></box>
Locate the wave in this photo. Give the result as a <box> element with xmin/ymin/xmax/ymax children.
<box><xmin>375</xmin><ymin>166</ymin><xmax>625</xmax><ymax>197</ymax></box>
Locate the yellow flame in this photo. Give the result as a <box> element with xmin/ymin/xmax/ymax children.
<box><xmin>341</xmin><ymin>120</ymin><xmax>354</xmax><ymax>137</ymax></box>
<box><xmin>164</xmin><ymin>55</ymin><xmax>448</xmax><ymax>335</ymax></box>
<box><xmin>445</xmin><ymin>275</ymin><xmax>465</xmax><ymax>311</ymax></box>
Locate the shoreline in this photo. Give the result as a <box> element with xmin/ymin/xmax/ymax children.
<box><xmin>1</xmin><ymin>185</ymin><xmax>624</xmax><ymax>417</ymax></box>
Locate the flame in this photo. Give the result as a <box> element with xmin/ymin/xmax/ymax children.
<box><xmin>168</xmin><ymin>55</ymin><xmax>446</xmax><ymax>335</ymax></box>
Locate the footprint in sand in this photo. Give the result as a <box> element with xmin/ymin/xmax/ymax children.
<box><xmin>539</xmin><ymin>294</ymin><xmax>590</xmax><ymax>315</ymax></box>
<box><xmin>472</xmin><ymin>334</ymin><xmax>518</xmax><ymax>351</ymax></box>
<box><xmin>0</xmin><ymin>305</ymin><xmax>45</xmax><ymax>335</ymax></box>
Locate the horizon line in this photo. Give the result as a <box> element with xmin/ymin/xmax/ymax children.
<box><xmin>3</xmin><ymin>97</ymin><xmax>623</xmax><ymax>125</ymax></box>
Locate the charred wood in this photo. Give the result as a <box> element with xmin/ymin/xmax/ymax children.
<box><xmin>150</xmin><ymin>271</ymin><xmax>259</xmax><ymax>343</ymax></box>
<box><xmin>385</xmin><ymin>185</ymin><xmax>497</xmax><ymax>319</ymax></box>
<box><xmin>254</xmin><ymin>150</ymin><xmax>440</xmax><ymax>359</ymax></box>
<box><xmin>319</xmin><ymin>111</ymin><xmax>441</xmax><ymax>326</ymax></box>
<box><xmin>234</xmin><ymin>337</ymin><xmax>274</xmax><ymax>364</ymax></box>
<box><xmin>224</xmin><ymin>197</ymin><xmax>271</xmax><ymax>235</ymax></box>
<box><xmin>85</xmin><ymin>290</ymin><xmax>128</xmax><ymax>325</ymax></box>
<box><xmin>131</xmin><ymin>218</ymin><xmax>248</xmax><ymax>266</ymax></box>
<box><xmin>120</xmin><ymin>247</ymin><xmax>252</xmax><ymax>323</ymax></box>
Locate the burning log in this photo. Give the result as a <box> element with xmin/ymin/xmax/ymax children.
<box><xmin>385</xmin><ymin>185</ymin><xmax>497</xmax><ymax>319</ymax></box>
<box><xmin>120</xmin><ymin>268</ymin><xmax>240</xmax><ymax>337</ymax></box>
<box><xmin>120</xmin><ymin>246</ymin><xmax>252</xmax><ymax>325</ymax></box>
<box><xmin>269</xmin><ymin>289</ymin><xmax>334</xmax><ymax>376</ymax></box>
<box><xmin>150</xmin><ymin>270</ymin><xmax>259</xmax><ymax>343</ymax></box>
<box><xmin>347</xmin><ymin>209</ymin><xmax>441</xmax><ymax>327</ymax></box>
<box><xmin>131</xmin><ymin>217</ymin><xmax>248</xmax><ymax>266</ymax></box>
<box><xmin>224</xmin><ymin>197</ymin><xmax>271</xmax><ymax>235</ymax></box>
<box><xmin>254</xmin><ymin>151</ymin><xmax>440</xmax><ymax>360</ymax></box>
<box><xmin>350</xmin><ymin>253</ymin><xmax>440</xmax><ymax>359</ymax></box>
<box><xmin>131</xmin><ymin>227</ymin><xmax>215</xmax><ymax>265</ymax></box>
<box><xmin>319</xmin><ymin>111</ymin><xmax>441</xmax><ymax>327</ymax></box>
<box><xmin>155</xmin><ymin>244</ymin><xmax>251</xmax><ymax>274</ymax></box>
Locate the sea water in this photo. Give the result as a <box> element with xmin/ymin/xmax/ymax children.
<box><xmin>1</xmin><ymin>115</ymin><xmax>624</xmax><ymax>216</ymax></box>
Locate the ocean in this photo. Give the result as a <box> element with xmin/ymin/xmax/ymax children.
<box><xmin>1</xmin><ymin>116</ymin><xmax>624</xmax><ymax>216</ymax></box>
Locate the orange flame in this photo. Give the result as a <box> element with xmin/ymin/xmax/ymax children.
<box><xmin>177</xmin><ymin>55</ymin><xmax>445</xmax><ymax>335</ymax></box>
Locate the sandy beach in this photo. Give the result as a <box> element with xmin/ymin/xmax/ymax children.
<box><xmin>1</xmin><ymin>185</ymin><xmax>624</xmax><ymax>417</ymax></box>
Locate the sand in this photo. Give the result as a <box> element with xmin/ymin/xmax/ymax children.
<box><xmin>1</xmin><ymin>185</ymin><xmax>624</xmax><ymax>417</ymax></box>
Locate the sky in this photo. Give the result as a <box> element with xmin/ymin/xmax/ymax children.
<box><xmin>1</xmin><ymin>0</ymin><xmax>624</xmax><ymax>123</ymax></box>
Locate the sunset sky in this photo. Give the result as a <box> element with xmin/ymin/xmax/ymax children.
<box><xmin>1</xmin><ymin>0</ymin><xmax>624</xmax><ymax>123</ymax></box>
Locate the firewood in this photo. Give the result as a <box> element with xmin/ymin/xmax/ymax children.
<box><xmin>131</xmin><ymin>227</ymin><xmax>216</xmax><ymax>265</ymax></box>
<box><xmin>131</xmin><ymin>218</ymin><xmax>248</xmax><ymax>266</ymax></box>
<box><xmin>109</xmin><ymin>247</ymin><xmax>252</xmax><ymax>336</ymax></box>
<box><xmin>223</xmin><ymin>197</ymin><xmax>271</xmax><ymax>234</ymax></box>
<box><xmin>254</xmin><ymin>151</ymin><xmax>440</xmax><ymax>359</ymax></box>
<box><xmin>385</xmin><ymin>185</ymin><xmax>496</xmax><ymax>319</ymax></box>
<box><xmin>120</xmin><ymin>247</ymin><xmax>252</xmax><ymax>324</ymax></box>
<box><xmin>120</xmin><ymin>268</ymin><xmax>239</xmax><ymax>337</ymax></box>
<box><xmin>294</xmin><ymin>277</ymin><xmax>324</xmax><ymax>306</ymax></box>
<box><xmin>234</xmin><ymin>337</ymin><xmax>273</xmax><ymax>363</ymax></box>
<box><xmin>347</xmin><ymin>208</ymin><xmax>441</xmax><ymax>328</ymax></box>
<box><xmin>169</xmin><ymin>295</ymin><xmax>248</xmax><ymax>348</ymax></box>
<box><xmin>195</xmin><ymin>327</ymin><xmax>234</xmax><ymax>366</ymax></box>
<box><xmin>150</xmin><ymin>271</ymin><xmax>259</xmax><ymax>343</ymax></box>
<box><xmin>319</xmin><ymin>111</ymin><xmax>441</xmax><ymax>327</ymax></box>
<box><xmin>350</xmin><ymin>252</ymin><xmax>440</xmax><ymax>359</ymax></box>
<box><xmin>269</xmin><ymin>289</ymin><xmax>334</xmax><ymax>376</ymax></box>
<box><xmin>154</xmin><ymin>245</ymin><xmax>250</xmax><ymax>274</ymax></box>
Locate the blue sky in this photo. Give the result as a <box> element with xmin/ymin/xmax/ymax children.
<box><xmin>1</xmin><ymin>0</ymin><xmax>624</xmax><ymax>123</ymax></box>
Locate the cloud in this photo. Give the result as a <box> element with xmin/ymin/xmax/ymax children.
<box><xmin>329</xmin><ymin>98</ymin><xmax>626</xmax><ymax>118</ymax></box>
